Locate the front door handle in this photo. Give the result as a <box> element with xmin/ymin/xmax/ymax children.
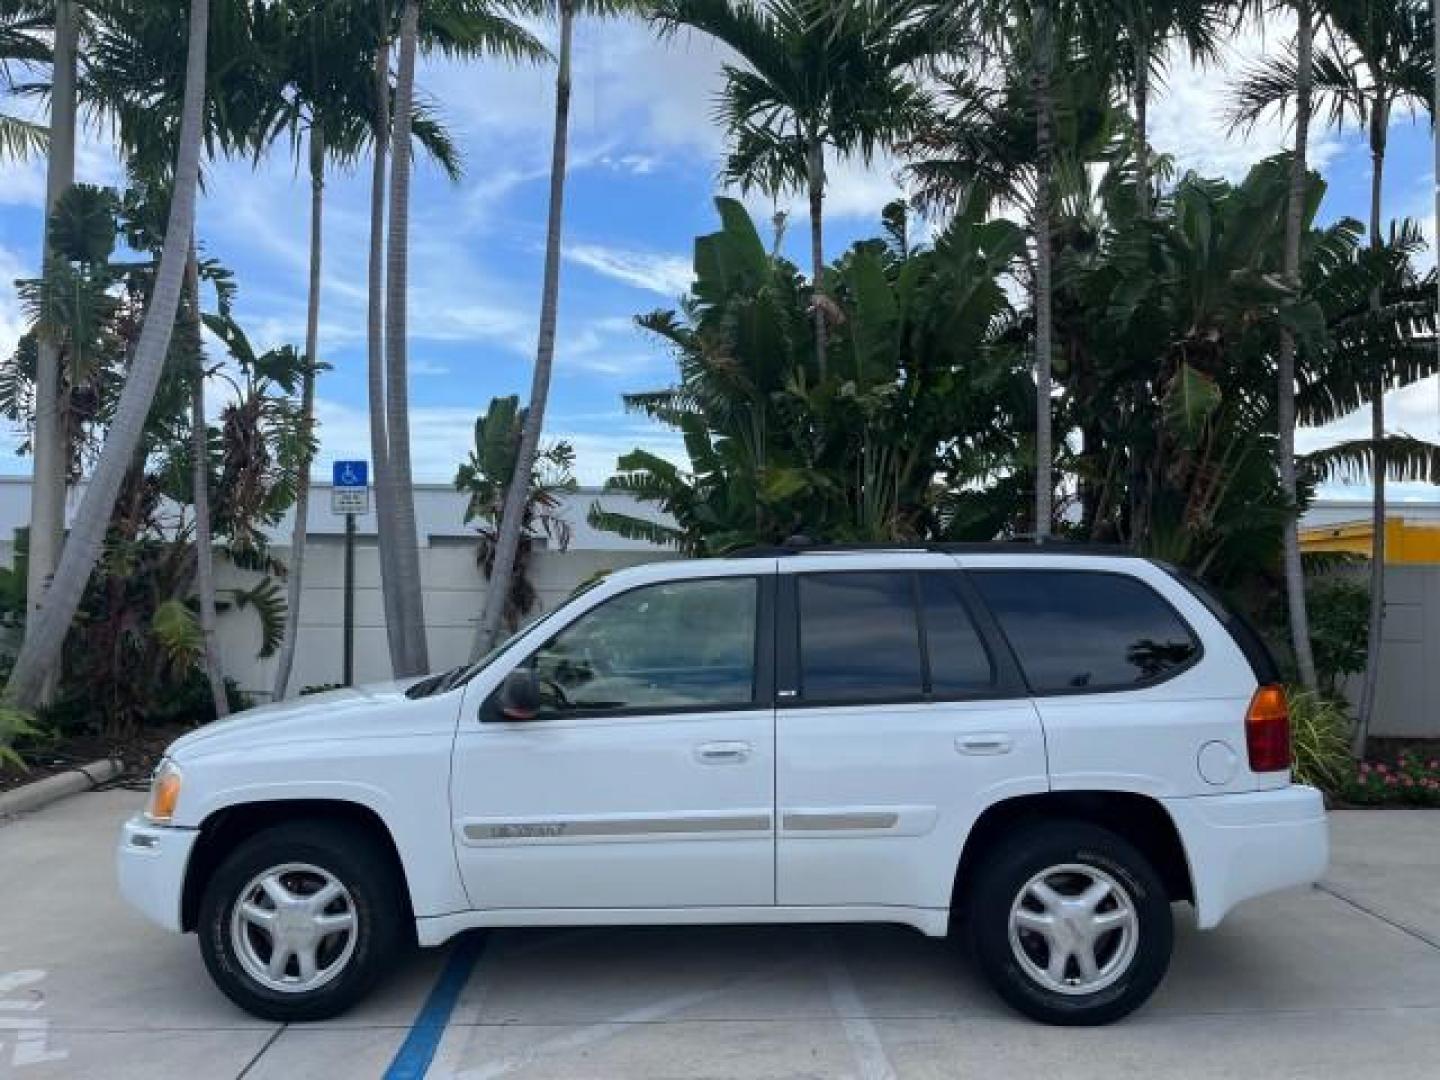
<box><xmin>696</xmin><ymin>741</ymin><xmax>752</xmax><ymax>764</ymax></box>
<box><xmin>956</xmin><ymin>733</ymin><xmax>1013</xmax><ymax>756</ymax></box>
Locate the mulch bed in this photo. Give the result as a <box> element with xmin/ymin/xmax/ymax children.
<box><xmin>0</xmin><ymin>723</ymin><xmax>197</xmax><ymax>794</ymax></box>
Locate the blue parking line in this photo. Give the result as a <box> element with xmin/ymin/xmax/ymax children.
<box><xmin>383</xmin><ymin>932</ymin><xmax>486</xmax><ymax>1080</ymax></box>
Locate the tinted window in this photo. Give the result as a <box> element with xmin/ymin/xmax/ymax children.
<box><xmin>972</xmin><ymin>571</ymin><xmax>1199</xmax><ymax>693</ymax></box>
<box><xmin>528</xmin><ymin>577</ymin><xmax>757</xmax><ymax>713</ymax></box>
<box><xmin>800</xmin><ymin>573</ymin><xmax>923</xmax><ymax>702</ymax></box>
<box><xmin>920</xmin><ymin>573</ymin><xmax>995</xmax><ymax>694</ymax></box>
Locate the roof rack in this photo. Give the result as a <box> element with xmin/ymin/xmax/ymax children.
<box><xmin>723</xmin><ymin>538</ymin><xmax>1136</xmax><ymax>559</ymax></box>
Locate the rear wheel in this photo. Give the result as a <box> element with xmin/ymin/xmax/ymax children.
<box><xmin>966</xmin><ymin>821</ymin><xmax>1172</xmax><ymax>1025</ymax></box>
<box><xmin>197</xmin><ymin>820</ymin><xmax>404</xmax><ymax>1021</ymax></box>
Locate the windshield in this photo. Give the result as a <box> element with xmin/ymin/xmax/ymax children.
<box><xmin>403</xmin><ymin>582</ymin><xmax>603</xmax><ymax>699</ymax></box>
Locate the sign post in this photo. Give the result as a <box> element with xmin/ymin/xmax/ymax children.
<box><xmin>331</xmin><ymin>461</ymin><xmax>370</xmax><ymax>686</ymax></box>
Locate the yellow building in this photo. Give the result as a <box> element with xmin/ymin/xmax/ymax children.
<box><xmin>1300</xmin><ymin>517</ymin><xmax>1440</xmax><ymax>564</ymax></box>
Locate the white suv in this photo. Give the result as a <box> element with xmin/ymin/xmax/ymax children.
<box><xmin>118</xmin><ymin>546</ymin><xmax>1328</xmax><ymax>1026</ymax></box>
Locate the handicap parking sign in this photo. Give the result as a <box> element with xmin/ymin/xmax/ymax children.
<box><xmin>333</xmin><ymin>460</ymin><xmax>368</xmax><ymax>488</ymax></box>
<box><xmin>331</xmin><ymin>460</ymin><xmax>370</xmax><ymax>515</ymax></box>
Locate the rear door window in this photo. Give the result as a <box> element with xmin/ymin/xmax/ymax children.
<box><xmin>919</xmin><ymin>573</ymin><xmax>995</xmax><ymax>695</ymax></box>
<box><xmin>798</xmin><ymin>572</ymin><xmax>923</xmax><ymax>702</ymax></box>
<box><xmin>971</xmin><ymin>570</ymin><xmax>1200</xmax><ymax>693</ymax></box>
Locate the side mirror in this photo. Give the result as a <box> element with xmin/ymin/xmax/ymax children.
<box><xmin>495</xmin><ymin>669</ymin><xmax>542</xmax><ymax>721</ymax></box>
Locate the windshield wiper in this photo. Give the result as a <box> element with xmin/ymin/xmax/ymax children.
<box><xmin>405</xmin><ymin>665</ymin><xmax>468</xmax><ymax>699</ymax></box>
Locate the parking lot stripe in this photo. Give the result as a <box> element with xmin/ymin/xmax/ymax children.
<box><xmin>384</xmin><ymin>933</ymin><xmax>487</xmax><ymax>1080</ymax></box>
<box><xmin>1316</xmin><ymin>883</ymin><xmax>1440</xmax><ymax>952</ymax></box>
<box><xmin>820</xmin><ymin>935</ymin><xmax>897</xmax><ymax>1080</ymax></box>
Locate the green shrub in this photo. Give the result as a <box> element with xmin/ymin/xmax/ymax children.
<box><xmin>1288</xmin><ymin>689</ymin><xmax>1352</xmax><ymax>793</ymax></box>
<box><xmin>0</xmin><ymin>707</ymin><xmax>44</xmax><ymax>771</ymax></box>
<box><xmin>1306</xmin><ymin>578</ymin><xmax>1368</xmax><ymax>697</ymax></box>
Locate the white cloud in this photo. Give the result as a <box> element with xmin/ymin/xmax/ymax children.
<box><xmin>0</xmin><ymin>243</ymin><xmax>25</xmax><ymax>363</ymax></box>
<box><xmin>1400</xmin><ymin>170</ymin><xmax>1436</xmax><ymax>271</ymax></box>
<box><xmin>1149</xmin><ymin>12</ymin><xmax>1342</xmax><ymax>181</ymax></box>
<box><xmin>200</xmin><ymin>156</ymin><xmax>540</xmax><ymax>357</ymax></box>
<box><xmin>311</xmin><ymin>395</ymin><xmax>682</xmax><ymax>486</ymax></box>
<box><xmin>410</xmin><ymin>359</ymin><xmax>451</xmax><ymax>377</ymax></box>
<box><xmin>0</xmin><ymin>108</ymin><xmax>126</xmax><ymax>209</ymax></box>
<box><xmin>564</xmin><ymin>242</ymin><xmax>693</xmax><ymax>296</ymax></box>
<box><xmin>1300</xmin><ymin>375</ymin><xmax>1440</xmax><ymax>500</ymax></box>
<box><xmin>554</xmin><ymin>314</ymin><xmax>670</xmax><ymax>379</ymax></box>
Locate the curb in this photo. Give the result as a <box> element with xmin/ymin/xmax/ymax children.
<box><xmin>0</xmin><ymin>758</ymin><xmax>124</xmax><ymax>818</ymax></box>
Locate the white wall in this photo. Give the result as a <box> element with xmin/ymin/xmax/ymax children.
<box><xmin>0</xmin><ymin>475</ymin><xmax>678</xmax><ymax>699</ymax></box>
<box><xmin>1344</xmin><ymin>565</ymin><xmax>1440</xmax><ymax>739</ymax></box>
<box><xmin>215</xmin><ymin>540</ymin><xmax>675</xmax><ymax>699</ymax></box>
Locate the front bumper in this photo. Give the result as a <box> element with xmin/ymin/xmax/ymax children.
<box><xmin>1163</xmin><ymin>784</ymin><xmax>1328</xmax><ymax>929</ymax></box>
<box><xmin>116</xmin><ymin>815</ymin><xmax>200</xmax><ymax>933</ymax></box>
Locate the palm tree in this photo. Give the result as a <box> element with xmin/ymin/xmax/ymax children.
<box><xmin>1278</xmin><ymin>0</ymin><xmax>1317</xmax><ymax>691</ymax></box>
<box><xmin>261</xmin><ymin>4</ymin><xmax>410</xmax><ymax>698</ymax></box>
<box><xmin>20</xmin><ymin>0</ymin><xmax>76</xmax><ymax>705</ymax></box>
<box><xmin>367</xmin><ymin>4</ymin><xmax>402</xmax><ymax>672</ymax></box>
<box><xmin>361</xmin><ymin>0</ymin><xmax>542</xmax><ymax>680</ymax></box>
<box><xmin>1029</xmin><ymin>0</ymin><xmax>1056</xmax><ymax>539</ymax></box>
<box><xmin>81</xmin><ymin>0</ymin><xmax>277</xmax><ymax>716</ymax></box>
<box><xmin>5</xmin><ymin>0</ymin><xmax>211</xmax><ymax>711</ymax></box>
<box><xmin>184</xmin><ymin>244</ymin><xmax>228</xmax><ymax>717</ymax></box>
<box><xmin>383</xmin><ymin>0</ymin><xmax>429</xmax><ymax>677</ymax></box>
<box><xmin>471</xmin><ymin>0</ymin><xmax>640</xmax><ymax>660</ymax></box>
<box><xmin>266</xmin><ymin>0</ymin><xmax>530</xmax><ymax>693</ymax></box>
<box><xmin>652</xmin><ymin>0</ymin><xmax>933</xmax><ymax>381</ymax></box>
<box><xmin>914</xmin><ymin>0</ymin><xmax>1088</xmax><ymax>539</ymax></box>
<box><xmin>1232</xmin><ymin>0</ymin><xmax>1433</xmax><ymax>741</ymax></box>
<box><xmin>1090</xmin><ymin>0</ymin><xmax>1228</xmax><ymax>218</ymax></box>
<box><xmin>0</xmin><ymin>0</ymin><xmax>49</xmax><ymax>160</ymax></box>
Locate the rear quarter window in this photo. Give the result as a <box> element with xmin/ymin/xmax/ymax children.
<box><xmin>971</xmin><ymin>570</ymin><xmax>1201</xmax><ymax>694</ymax></box>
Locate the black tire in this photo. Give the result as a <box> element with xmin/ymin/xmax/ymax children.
<box><xmin>197</xmin><ymin>820</ymin><xmax>405</xmax><ymax>1022</ymax></box>
<box><xmin>966</xmin><ymin>821</ymin><xmax>1172</xmax><ymax>1026</ymax></box>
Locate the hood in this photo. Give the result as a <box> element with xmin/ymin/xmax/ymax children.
<box><xmin>165</xmin><ymin>678</ymin><xmax>440</xmax><ymax>761</ymax></box>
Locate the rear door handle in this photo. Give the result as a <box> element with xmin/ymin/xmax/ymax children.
<box><xmin>696</xmin><ymin>741</ymin><xmax>752</xmax><ymax>764</ymax></box>
<box><xmin>956</xmin><ymin>734</ymin><xmax>1013</xmax><ymax>756</ymax></box>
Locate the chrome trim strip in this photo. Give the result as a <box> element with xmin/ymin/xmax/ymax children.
<box><xmin>781</xmin><ymin>811</ymin><xmax>900</xmax><ymax>832</ymax></box>
<box><xmin>463</xmin><ymin>814</ymin><xmax>771</xmax><ymax>841</ymax></box>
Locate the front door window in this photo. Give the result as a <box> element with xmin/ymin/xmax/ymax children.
<box><xmin>528</xmin><ymin>577</ymin><xmax>759</xmax><ymax>715</ymax></box>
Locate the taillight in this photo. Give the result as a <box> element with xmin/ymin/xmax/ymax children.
<box><xmin>1246</xmin><ymin>685</ymin><xmax>1291</xmax><ymax>773</ymax></box>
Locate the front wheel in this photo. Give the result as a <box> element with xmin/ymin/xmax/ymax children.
<box><xmin>967</xmin><ymin>821</ymin><xmax>1173</xmax><ymax>1025</ymax></box>
<box><xmin>197</xmin><ymin>821</ymin><xmax>405</xmax><ymax>1021</ymax></box>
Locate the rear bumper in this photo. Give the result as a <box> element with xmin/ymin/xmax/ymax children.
<box><xmin>1163</xmin><ymin>785</ymin><xmax>1328</xmax><ymax>929</ymax></box>
<box><xmin>116</xmin><ymin>815</ymin><xmax>199</xmax><ymax>933</ymax></box>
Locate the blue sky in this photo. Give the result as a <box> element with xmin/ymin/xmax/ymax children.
<box><xmin>0</xmin><ymin>14</ymin><xmax>1436</xmax><ymax>498</ymax></box>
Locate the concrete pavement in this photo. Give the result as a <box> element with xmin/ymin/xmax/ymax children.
<box><xmin>1</xmin><ymin>791</ymin><xmax>1436</xmax><ymax>1078</ymax></box>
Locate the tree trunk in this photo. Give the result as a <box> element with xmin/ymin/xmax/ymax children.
<box><xmin>1031</xmin><ymin>0</ymin><xmax>1054</xmax><ymax>540</ymax></box>
<box><xmin>368</xmin><ymin>25</ymin><xmax>405</xmax><ymax>674</ymax></box>
<box><xmin>25</xmin><ymin>0</ymin><xmax>79</xmax><ymax>705</ymax></box>
<box><xmin>1278</xmin><ymin>0</ymin><xmax>1318</xmax><ymax>691</ymax></box>
<box><xmin>384</xmin><ymin>0</ymin><xmax>429</xmax><ymax>675</ymax></box>
<box><xmin>473</xmin><ymin>1</ymin><xmax>575</xmax><ymax>659</ymax></box>
<box><xmin>272</xmin><ymin>127</ymin><xmax>325</xmax><ymax>700</ymax></box>
<box><xmin>807</xmin><ymin>137</ymin><xmax>827</xmax><ymax>381</ymax></box>
<box><xmin>4</xmin><ymin>0</ymin><xmax>210</xmax><ymax>713</ymax></box>
<box><xmin>186</xmin><ymin>243</ymin><xmax>228</xmax><ymax>720</ymax></box>
<box><xmin>1354</xmin><ymin>102</ymin><xmax>1389</xmax><ymax>756</ymax></box>
<box><xmin>1134</xmin><ymin>32</ymin><xmax>1149</xmax><ymax>220</ymax></box>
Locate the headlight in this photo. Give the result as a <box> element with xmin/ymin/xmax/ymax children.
<box><xmin>144</xmin><ymin>758</ymin><xmax>183</xmax><ymax>824</ymax></box>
